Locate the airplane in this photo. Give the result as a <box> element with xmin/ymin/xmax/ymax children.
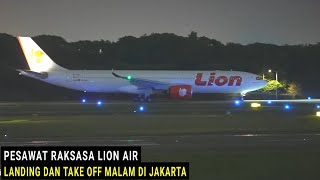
<box><xmin>16</xmin><ymin>36</ymin><xmax>267</xmax><ymax>102</ymax></box>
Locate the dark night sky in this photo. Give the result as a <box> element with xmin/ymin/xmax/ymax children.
<box><xmin>1</xmin><ymin>0</ymin><xmax>319</xmax><ymax>44</ymax></box>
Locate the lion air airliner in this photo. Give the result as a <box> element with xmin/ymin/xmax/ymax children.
<box><xmin>17</xmin><ymin>36</ymin><xmax>267</xmax><ymax>102</ymax></box>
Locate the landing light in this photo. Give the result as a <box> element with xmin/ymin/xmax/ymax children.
<box><xmin>251</xmin><ymin>103</ymin><xmax>261</xmax><ymax>108</ymax></box>
<box><xmin>316</xmin><ymin>111</ymin><xmax>320</xmax><ymax>117</ymax></box>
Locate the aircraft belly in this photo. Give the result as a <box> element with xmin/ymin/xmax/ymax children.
<box><xmin>192</xmin><ymin>85</ymin><xmax>242</xmax><ymax>93</ymax></box>
<box><xmin>45</xmin><ymin>75</ymin><xmax>128</xmax><ymax>93</ymax></box>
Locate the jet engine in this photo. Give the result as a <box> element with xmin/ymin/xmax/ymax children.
<box><xmin>168</xmin><ymin>85</ymin><xmax>193</xmax><ymax>99</ymax></box>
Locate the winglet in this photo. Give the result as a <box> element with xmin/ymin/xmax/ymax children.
<box><xmin>112</xmin><ymin>70</ymin><xmax>132</xmax><ymax>81</ymax></box>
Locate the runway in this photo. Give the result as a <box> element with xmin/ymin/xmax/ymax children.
<box><xmin>1</xmin><ymin>100</ymin><xmax>320</xmax><ymax>179</ymax></box>
<box><xmin>2</xmin><ymin>133</ymin><xmax>320</xmax><ymax>151</ymax></box>
<box><xmin>1</xmin><ymin>100</ymin><xmax>320</xmax><ymax>148</ymax></box>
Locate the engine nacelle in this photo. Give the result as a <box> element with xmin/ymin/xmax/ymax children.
<box><xmin>168</xmin><ymin>85</ymin><xmax>193</xmax><ymax>99</ymax></box>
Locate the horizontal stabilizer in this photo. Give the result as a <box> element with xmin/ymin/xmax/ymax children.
<box><xmin>17</xmin><ymin>69</ymin><xmax>48</xmax><ymax>79</ymax></box>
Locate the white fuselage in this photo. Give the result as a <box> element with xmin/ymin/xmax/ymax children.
<box><xmin>22</xmin><ymin>70</ymin><xmax>267</xmax><ymax>95</ymax></box>
<box><xmin>16</xmin><ymin>36</ymin><xmax>267</xmax><ymax>97</ymax></box>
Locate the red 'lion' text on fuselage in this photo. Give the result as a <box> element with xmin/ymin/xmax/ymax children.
<box><xmin>195</xmin><ymin>73</ymin><xmax>242</xmax><ymax>86</ymax></box>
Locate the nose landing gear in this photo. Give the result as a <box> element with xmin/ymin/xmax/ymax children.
<box><xmin>240</xmin><ymin>92</ymin><xmax>246</xmax><ymax>101</ymax></box>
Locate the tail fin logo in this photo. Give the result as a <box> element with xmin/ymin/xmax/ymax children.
<box><xmin>17</xmin><ymin>36</ymin><xmax>67</xmax><ymax>72</ymax></box>
<box><xmin>31</xmin><ymin>49</ymin><xmax>44</xmax><ymax>63</ymax></box>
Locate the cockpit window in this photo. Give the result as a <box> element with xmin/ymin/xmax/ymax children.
<box><xmin>256</xmin><ymin>76</ymin><xmax>263</xmax><ymax>80</ymax></box>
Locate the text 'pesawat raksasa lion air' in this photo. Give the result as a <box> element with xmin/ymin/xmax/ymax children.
<box><xmin>17</xmin><ymin>36</ymin><xmax>267</xmax><ymax>102</ymax></box>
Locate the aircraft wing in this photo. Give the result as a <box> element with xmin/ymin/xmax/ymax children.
<box><xmin>111</xmin><ymin>71</ymin><xmax>180</xmax><ymax>90</ymax></box>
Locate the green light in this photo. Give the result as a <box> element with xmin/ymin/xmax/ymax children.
<box><xmin>127</xmin><ymin>75</ymin><xmax>132</xmax><ymax>80</ymax></box>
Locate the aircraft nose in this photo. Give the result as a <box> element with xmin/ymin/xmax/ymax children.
<box><xmin>262</xmin><ymin>80</ymin><xmax>268</xmax><ymax>87</ymax></box>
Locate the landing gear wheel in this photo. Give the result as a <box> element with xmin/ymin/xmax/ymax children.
<box><xmin>134</xmin><ymin>94</ymin><xmax>152</xmax><ymax>102</ymax></box>
<box><xmin>133</xmin><ymin>97</ymin><xmax>139</xmax><ymax>102</ymax></box>
<box><xmin>240</xmin><ymin>92</ymin><xmax>246</xmax><ymax>101</ymax></box>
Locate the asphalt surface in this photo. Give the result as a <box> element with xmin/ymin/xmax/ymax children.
<box><xmin>1</xmin><ymin>100</ymin><xmax>320</xmax><ymax>179</ymax></box>
<box><xmin>1</xmin><ymin>133</ymin><xmax>320</xmax><ymax>152</ymax></box>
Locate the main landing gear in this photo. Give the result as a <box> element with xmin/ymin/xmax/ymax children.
<box><xmin>134</xmin><ymin>94</ymin><xmax>152</xmax><ymax>102</ymax></box>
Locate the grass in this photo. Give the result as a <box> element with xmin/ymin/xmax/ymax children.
<box><xmin>1</xmin><ymin>109</ymin><xmax>320</xmax><ymax>138</ymax></box>
<box><xmin>142</xmin><ymin>150</ymin><xmax>320</xmax><ymax>180</ymax></box>
<box><xmin>1</xmin><ymin>102</ymin><xmax>320</xmax><ymax>179</ymax></box>
<box><xmin>0</xmin><ymin>119</ymin><xmax>31</xmax><ymax>124</ymax></box>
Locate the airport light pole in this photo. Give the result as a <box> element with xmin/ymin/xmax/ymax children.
<box><xmin>268</xmin><ymin>69</ymin><xmax>278</xmax><ymax>99</ymax></box>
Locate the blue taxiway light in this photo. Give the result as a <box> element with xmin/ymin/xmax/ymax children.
<box><xmin>308</xmin><ymin>97</ymin><xmax>312</xmax><ymax>100</ymax></box>
<box><xmin>267</xmin><ymin>100</ymin><xmax>272</xmax><ymax>104</ymax></box>
<box><xmin>139</xmin><ymin>106</ymin><xmax>144</xmax><ymax>111</ymax></box>
<box><xmin>284</xmin><ymin>104</ymin><xmax>291</xmax><ymax>110</ymax></box>
<box><xmin>97</xmin><ymin>101</ymin><xmax>102</xmax><ymax>106</ymax></box>
<box><xmin>81</xmin><ymin>99</ymin><xmax>87</xmax><ymax>103</ymax></box>
<box><xmin>316</xmin><ymin>105</ymin><xmax>320</xmax><ymax>109</ymax></box>
<box><xmin>234</xmin><ymin>100</ymin><xmax>241</xmax><ymax>105</ymax></box>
